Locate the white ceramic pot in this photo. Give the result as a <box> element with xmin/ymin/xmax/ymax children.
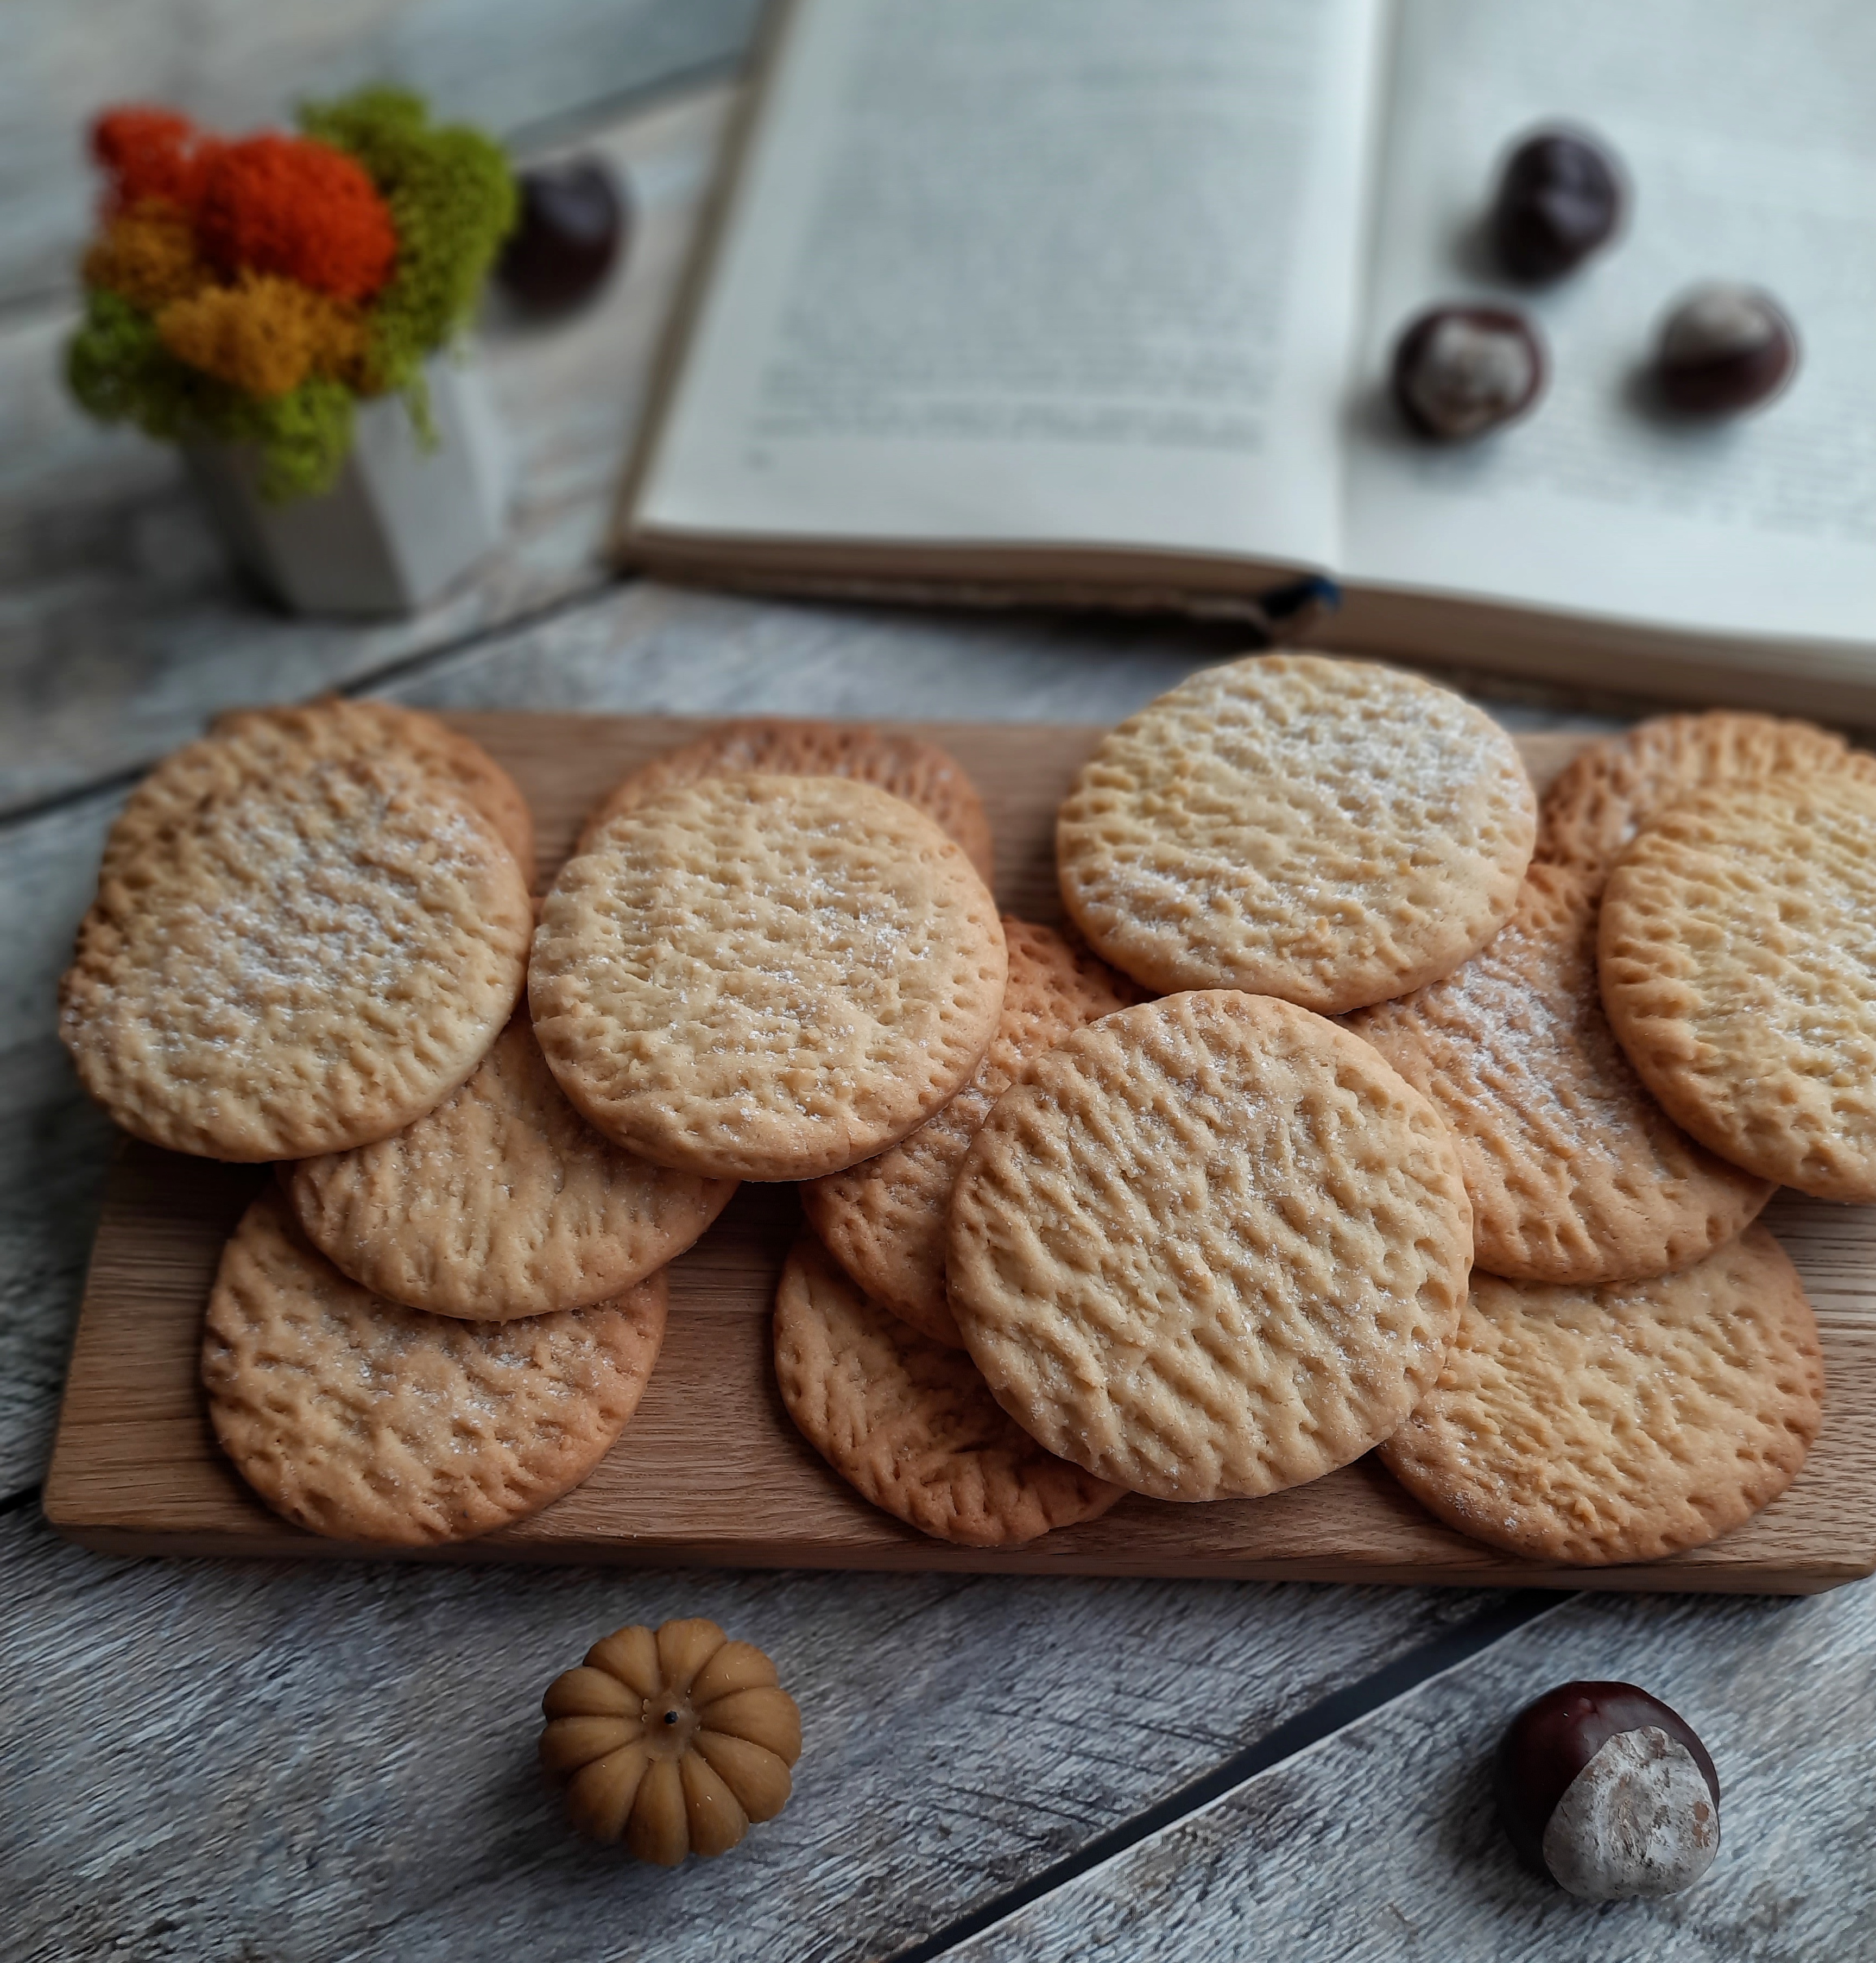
<box><xmin>185</xmin><ymin>353</ymin><xmax>510</xmax><ymax>617</ymax></box>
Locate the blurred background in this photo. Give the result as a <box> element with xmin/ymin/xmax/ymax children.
<box><xmin>3</xmin><ymin>0</ymin><xmax>759</xmax><ymax>306</ymax></box>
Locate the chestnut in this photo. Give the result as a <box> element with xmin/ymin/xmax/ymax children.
<box><xmin>1391</xmin><ymin>305</ymin><xmax>1546</xmax><ymax>442</ymax></box>
<box><xmin>1496</xmin><ymin>1680</ymin><xmax>1720</xmax><ymax>1901</ymax></box>
<box><xmin>1490</xmin><ymin>130</ymin><xmax>1625</xmax><ymax>283</ymax></box>
<box><xmin>496</xmin><ymin>157</ymin><xmax>628</xmax><ymax>312</ymax></box>
<box><xmin>1655</xmin><ymin>284</ymin><xmax>1798</xmax><ymax>416</ymax></box>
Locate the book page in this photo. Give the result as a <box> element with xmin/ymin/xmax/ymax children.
<box><xmin>633</xmin><ymin>0</ymin><xmax>1385</xmax><ymax>571</ymax></box>
<box><xmin>1346</xmin><ymin>0</ymin><xmax>1876</xmax><ymax>650</ymax></box>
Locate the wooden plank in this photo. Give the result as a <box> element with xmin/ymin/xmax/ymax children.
<box><xmin>40</xmin><ymin>714</ymin><xmax>1876</xmax><ymax>1593</ymax></box>
<box><xmin>0</xmin><ymin>1504</ymin><xmax>1514</xmax><ymax>1963</ymax></box>
<box><xmin>0</xmin><ymin>1040</ymin><xmax>116</xmax><ymax>1505</ymax></box>
<box><xmin>0</xmin><ymin>0</ymin><xmax>760</xmax><ymax>313</ymax></box>
<box><xmin>943</xmin><ymin>1580</ymin><xmax>1876</xmax><ymax>1961</ymax></box>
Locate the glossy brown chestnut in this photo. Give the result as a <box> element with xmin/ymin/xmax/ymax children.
<box><xmin>1392</xmin><ymin>305</ymin><xmax>1546</xmax><ymax>442</ymax></box>
<box><xmin>496</xmin><ymin>157</ymin><xmax>628</xmax><ymax>312</ymax></box>
<box><xmin>1656</xmin><ymin>284</ymin><xmax>1798</xmax><ymax>415</ymax></box>
<box><xmin>1490</xmin><ymin>130</ymin><xmax>1625</xmax><ymax>283</ymax></box>
<box><xmin>1496</xmin><ymin>1680</ymin><xmax>1721</xmax><ymax>1901</ymax></box>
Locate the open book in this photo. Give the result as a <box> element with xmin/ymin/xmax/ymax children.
<box><xmin>614</xmin><ymin>0</ymin><xmax>1876</xmax><ymax>717</ymax></box>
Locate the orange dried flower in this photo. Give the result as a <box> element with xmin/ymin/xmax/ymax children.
<box><xmin>91</xmin><ymin>107</ymin><xmax>222</xmax><ymax>213</ymax></box>
<box><xmin>194</xmin><ymin>134</ymin><xmax>397</xmax><ymax>302</ymax></box>
<box><xmin>156</xmin><ymin>272</ymin><xmax>368</xmax><ymax>400</ymax></box>
<box><xmin>81</xmin><ymin>201</ymin><xmax>212</xmax><ymax>312</ymax></box>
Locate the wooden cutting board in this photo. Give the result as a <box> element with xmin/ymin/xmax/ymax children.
<box><xmin>42</xmin><ymin>713</ymin><xmax>1876</xmax><ymax>1593</ymax></box>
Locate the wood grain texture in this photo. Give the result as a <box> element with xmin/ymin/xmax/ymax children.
<box><xmin>0</xmin><ymin>789</ymin><xmax>123</xmax><ymax>1497</ymax></box>
<box><xmin>42</xmin><ymin>716</ymin><xmax>1876</xmax><ymax>1593</ymax></box>
<box><xmin>2</xmin><ymin>1502</ymin><xmax>1506</xmax><ymax>1963</ymax></box>
<box><xmin>0</xmin><ymin>0</ymin><xmax>760</xmax><ymax>312</ymax></box>
<box><xmin>947</xmin><ymin>1578</ymin><xmax>1876</xmax><ymax>1962</ymax></box>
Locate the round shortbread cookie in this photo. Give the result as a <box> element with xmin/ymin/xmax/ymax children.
<box><xmin>1351</xmin><ymin>862</ymin><xmax>1772</xmax><ymax>1284</ymax></box>
<box><xmin>1056</xmin><ymin>654</ymin><xmax>1536</xmax><ymax>1013</ymax></box>
<box><xmin>800</xmin><ymin>919</ymin><xmax>1136</xmax><ymax>1346</ymax></box>
<box><xmin>1537</xmin><ymin>710</ymin><xmax>1876</xmax><ymax>887</ymax></box>
<box><xmin>288</xmin><ymin>1014</ymin><xmax>738</xmax><ymax>1319</ymax></box>
<box><xmin>61</xmin><ymin>751</ymin><xmax>532</xmax><ymax>1161</ymax></box>
<box><xmin>1379</xmin><ymin>1228</ymin><xmax>1824</xmax><ymax>1565</ymax></box>
<box><xmin>576</xmin><ymin>719</ymin><xmax>994</xmax><ymax>883</ymax></box>
<box><xmin>773</xmin><ymin>1236</ymin><xmax>1125</xmax><ymax>1546</ymax></box>
<box><xmin>1600</xmin><ymin>777</ymin><xmax>1876</xmax><ymax>1201</ymax></box>
<box><xmin>530</xmin><ymin>774</ymin><xmax>1008</xmax><ymax>1182</ymax></box>
<box><xmin>945</xmin><ymin>991</ymin><xmax>1474</xmax><ymax>1502</ymax></box>
<box><xmin>112</xmin><ymin>695</ymin><xmax>535</xmax><ymax>878</ymax></box>
<box><xmin>203</xmin><ymin>1189</ymin><xmax>667</xmax><ymax>1544</ymax></box>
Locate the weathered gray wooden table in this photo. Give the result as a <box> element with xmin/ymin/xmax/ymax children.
<box><xmin>5</xmin><ymin>11</ymin><xmax>1872</xmax><ymax>1959</ymax></box>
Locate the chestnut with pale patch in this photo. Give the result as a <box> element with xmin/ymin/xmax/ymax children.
<box><xmin>1656</xmin><ymin>283</ymin><xmax>1798</xmax><ymax>416</ymax></box>
<box><xmin>1392</xmin><ymin>305</ymin><xmax>1546</xmax><ymax>441</ymax></box>
<box><xmin>1496</xmin><ymin>1680</ymin><xmax>1721</xmax><ymax>1901</ymax></box>
<box><xmin>1490</xmin><ymin>128</ymin><xmax>1625</xmax><ymax>282</ymax></box>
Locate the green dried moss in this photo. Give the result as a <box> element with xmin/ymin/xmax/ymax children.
<box><xmin>298</xmin><ymin>86</ymin><xmax>517</xmax><ymax>408</ymax></box>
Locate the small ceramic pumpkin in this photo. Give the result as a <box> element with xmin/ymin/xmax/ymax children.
<box><xmin>540</xmin><ymin>1617</ymin><xmax>801</xmax><ymax>1864</ymax></box>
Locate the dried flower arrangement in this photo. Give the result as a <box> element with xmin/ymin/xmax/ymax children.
<box><xmin>67</xmin><ymin>89</ymin><xmax>516</xmax><ymax>500</ymax></box>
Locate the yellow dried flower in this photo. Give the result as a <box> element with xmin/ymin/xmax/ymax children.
<box><xmin>81</xmin><ymin>200</ymin><xmax>211</xmax><ymax>313</ymax></box>
<box><xmin>299</xmin><ymin>293</ymin><xmax>373</xmax><ymax>392</ymax></box>
<box><xmin>155</xmin><ymin>271</ymin><xmax>367</xmax><ymax>400</ymax></box>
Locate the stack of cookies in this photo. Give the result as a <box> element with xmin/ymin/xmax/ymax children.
<box><xmin>59</xmin><ymin>662</ymin><xmax>1853</xmax><ymax>1569</ymax></box>
<box><xmin>782</xmin><ymin>656</ymin><xmax>1514</xmax><ymax>1544</ymax></box>
<box><xmin>526</xmin><ymin>734</ymin><xmax>1135</xmax><ymax>1547</ymax></box>
<box><xmin>59</xmin><ymin>699</ymin><xmax>717</xmax><ymax>1544</ymax></box>
<box><xmin>778</xmin><ymin>658</ymin><xmax>1837</xmax><ymax>1567</ymax></box>
<box><xmin>58</xmin><ymin>700</ymin><xmax>1027</xmax><ymax>1544</ymax></box>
